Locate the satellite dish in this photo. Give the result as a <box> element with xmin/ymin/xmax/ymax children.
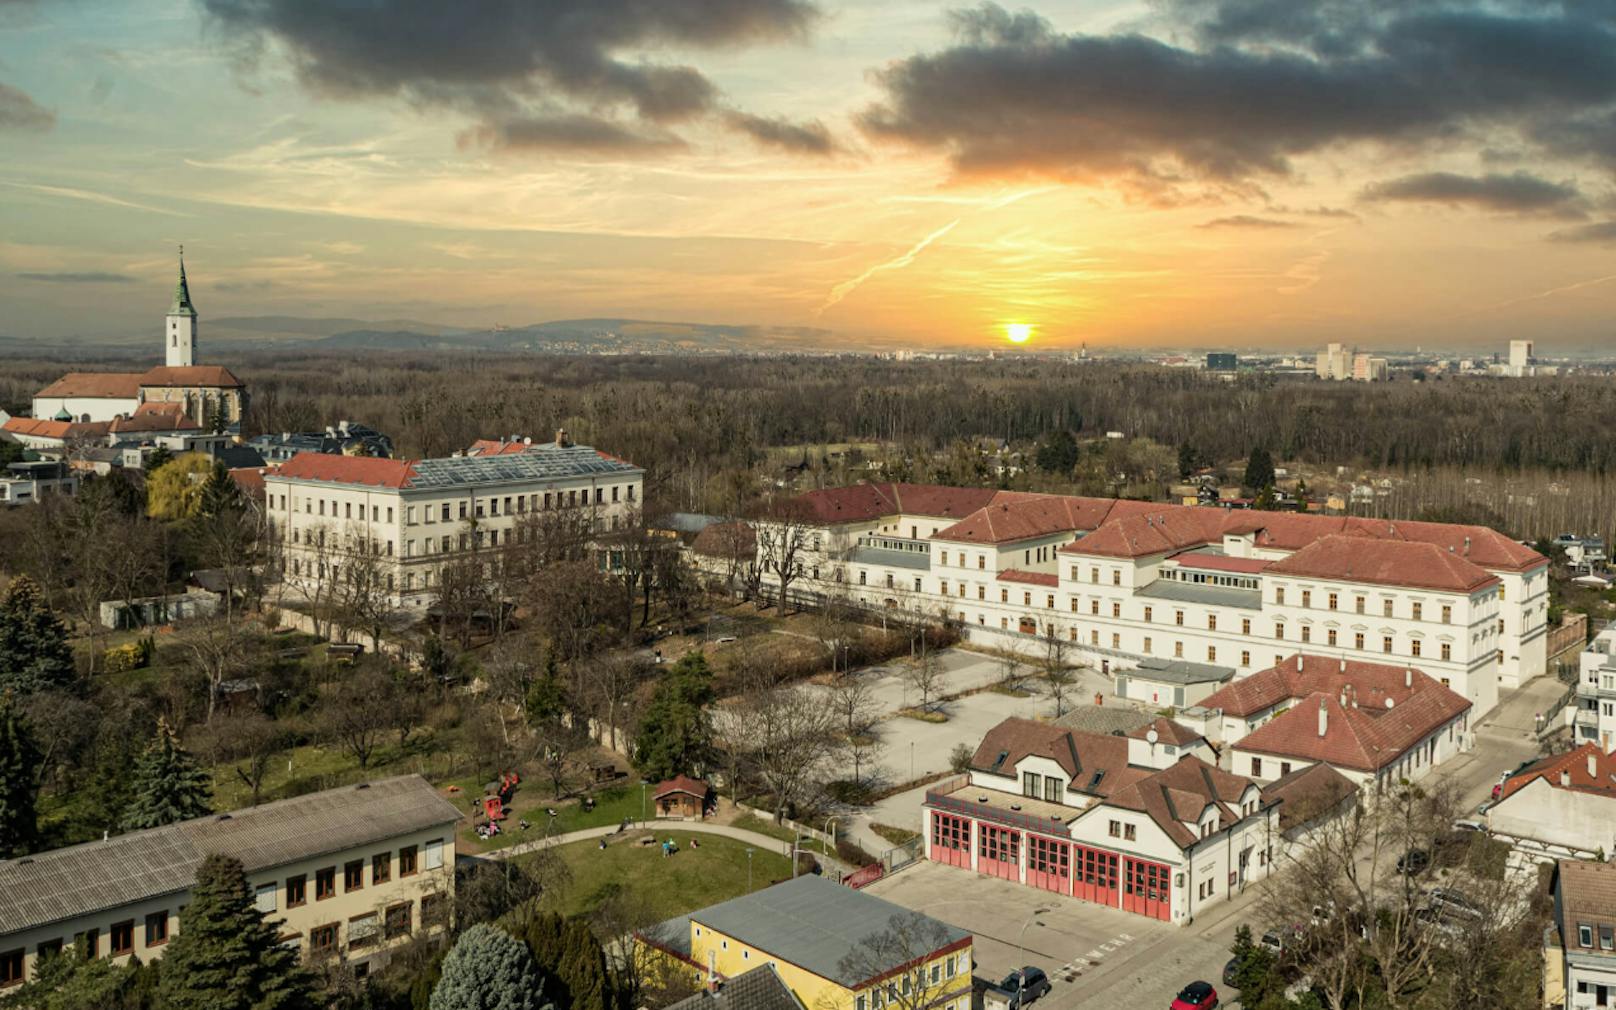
<box><xmin>1146</xmin><ymin>728</ymin><xmax>1159</xmax><ymax>745</ymax></box>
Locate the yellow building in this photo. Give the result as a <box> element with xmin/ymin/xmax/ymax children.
<box><xmin>640</xmin><ymin>877</ymin><xmax>972</xmax><ymax>1010</ymax></box>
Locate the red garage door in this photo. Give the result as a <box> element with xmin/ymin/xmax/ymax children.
<box><xmin>930</xmin><ymin>812</ymin><xmax>971</xmax><ymax>868</ymax></box>
<box><xmin>1073</xmin><ymin>845</ymin><xmax>1119</xmax><ymax>908</ymax></box>
<box><xmin>978</xmin><ymin>824</ymin><xmax>1020</xmax><ymax>881</ymax></box>
<box><xmin>1123</xmin><ymin>857</ymin><xmax>1171</xmax><ymax>921</ymax></box>
<box><xmin>1027</xmin><ymin>835</ymin><xmax>1071</xmax><ymax>895</ymax></box>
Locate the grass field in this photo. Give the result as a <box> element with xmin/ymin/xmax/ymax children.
<box><xmin>518</xmin><ymin>831</ymin><xmax>794</xmax><ymax>920</ymax></box>
<box><xmin>462</xmin><ymin>782</ymin><xmax>649</xmax><ymax>852</ymax></box>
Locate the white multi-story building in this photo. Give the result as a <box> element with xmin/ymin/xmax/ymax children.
<box><xmin>0</xmin><ymin>776</ymin><xmax>458</xmax><ymax>990</ymax></box>
<box><xmin>757</xmin><ymin>483</ymin><xmax>1549</xmax><ymax>718</ymax></box>
<box><xmin>923</xmin><ymin>716</ymin><xmax>1277</xmax><ymax>924</ymax></box>
<box><xmin>1510</xmin><ymin>339</ymin><xmax>1536</xmax><ymax>378</ymax></box>
<box><xmin>1315</xmin><ymin>343</ymin><xmax>1353</xmax><ymax>381</ymax></box>
<box><xmin>1350</xmin><ymin>353</ymin><xmax>1388</xmax><ymax>382</ymax></box>
<box><xmin>264</xmin><ymin>437</ymin><xmax>644</xmax><ymax>608</ymax></box>
<box><xmin>1572</xmin><ymin>624</ymin><xmax>1616</xmax><ymax>750</ymax></box>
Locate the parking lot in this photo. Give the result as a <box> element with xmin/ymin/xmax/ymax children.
<box><xmin>864</xmin><ymin>862</ymin><xmax>1242</xmax><ymax>1009</ymax></box>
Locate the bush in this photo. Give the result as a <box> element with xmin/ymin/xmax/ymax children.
<box><xmin>262</xmin><ymin>608</ymin><xmax>282</xmax><ymax>630</ymax></box>
<box><xmin>103</xmin><ymin>640</ymin><xmax>152</xmax><ymax>674</ymax></box>
<box><xmin>948</xmin><ymin>743</ymin><xmax>973</xmax><ymax>773</ymax></box>
<box><xmin>825</xmin><ymin>780</ymin><xmax>875</xmax><ymax>805</ymax></box>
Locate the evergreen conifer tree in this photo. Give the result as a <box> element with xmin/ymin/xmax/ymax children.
<box><xmin>198</xmin><ymin>461</ymin><xmax>242</xmax><ymax>519</ymax></box>
<box><xmin>556</xmin><ymin>919</ymin><xmax>612</xmax><ymax>1010</ymax></box>
<box><xmin>0</xmin><ymin>692</ymin><xmax>41</xmax><ymax>858</ymax></box>
<box><xmin>0</xmin><ymin>575</ymin><xmax>76</xmax><ymax>695</ymax></box>
<box><xmin>122</xmin><ymin>716</ymin><xmax>212</xmax><ymax>830</ymax></box>
<box><xmin>430</xmin><ymin>924</ymin><xmax>545</xmax><ymax>1010</ymax></box>
<box><xmin>632</xmin><ymin>654</ymin><xmax>715</xmax><ymax>781</ymax></box>
<box><xmin>1243</xmin><ymin>446</ymin><xmax>1276</xmax><ymax>494</ymax></box>
<box><xmin>156</xmin><ymin>854</ymin><xmax>314</xmax><ymax>1010</ymax></box>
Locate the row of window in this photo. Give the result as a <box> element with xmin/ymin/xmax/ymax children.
<box><xmin>279</xmin><ymin>841</ymin><xmax>442</xmax><ymax>911</ymax></box>
<box><xmin>304</xmin><ymin>893</ymin><xmax>446</xmax><ymax>960</ymax></box>
<box><xmin>0</xmin><ymin>910</ymin><xmax>174</xmax><ymax>985</ymax></box>
<box><xmin>286</xmin><ymin>497</ymin><xmax>397</xmax><ymax>525</ymax></box>
<box><xmin>404</xmin><ymin>485</ymin><xmax>633</xmax><ymax>525</ymax></box>
<box><xmin>1273</xmin><ymin>587</ymin><xmax>1461</xmax><ymax>623</ymax></box>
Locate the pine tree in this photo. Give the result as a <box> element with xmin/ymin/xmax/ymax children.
<box><xmin>632</xmin><ymin>654</ymin><xmax>715</xmax><ymax>782</ymax></box>
<box><xmin>556</xmin><ymin>920</ymin><xmax>612</xmax><ymax>1010</ymax></box>
<box><xmin>1243</xmin><ymin>446</ymin><xmax>1275</xmax><ymax>494</ymax></box>
<box><xmin>122</xmin><ymin>717</ymin><xmax>212</xmax><ymax>830</ymax></box>
<box><xmin>0</xmin><ymin>693</ymin><xmax>41</xmax><ymax>858</ymax></box>
<box><xmin>430</xmin><ymin>924</ymin><xmax>545</xmax><ymax>1010</ymax></box>
<box><xmin>0</xmin><ymin>575</ymin><xmax>77</xmax><ymax>696</ymax></box>
<box><xmin>198</xmin><ymin>461</ymin><xmax>242</xmax><ymax>519</ymax></box>
<box><xmin>156</xmin><ymin>854</ymin><xmax>315</xmax><ymax>1010</ymax></box>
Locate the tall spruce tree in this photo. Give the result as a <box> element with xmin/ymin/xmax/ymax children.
<box><xmin>430</xmin><ymin>924</ymin><xmax>546</xmax><ymax>1010</ymax></box>
<box><xmin>1243</xmin><ymin>446</ymin><xmax>1276</xmax><ymax>494</ymax></box>
<box><xmin>156</xmin><ymin>854</ymin><xmax>314</xmax><ymax>1010</ymax></box>
<box><xmin>0</xmin><ymin>693</ymin><xmax>41</xmax><ymax>858</ymax></box>
<box><xmin>519</xmin><ymin>913</ymin><xmax>611</xmax><ymax>1010</ymax></box>
<box><xmin>122</xmin><ymin>717</ymin><xmax>212</xmax><ymax>830</ymax></box>
<box><xmin>631</xmin><ymin>653</ymin><xmax>715</xmax><ymax>781</ymax></box>
<box><xmin>0</xmin><ymin>575</ymin><xmax>76</xmax><ymax>696</ymax></box>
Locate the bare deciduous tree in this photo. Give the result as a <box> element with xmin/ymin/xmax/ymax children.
<box><xmin>829</xmin><ymin>913</ymin><xmax>963</xmax><ymax>1010</ymax></box>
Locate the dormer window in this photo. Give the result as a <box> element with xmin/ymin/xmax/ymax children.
<box><xmin>1088</xmin><ymin>770</ymin><xmax>1105</xmax><ymax>790</ymax></box>
<box><xmin>991</xmin><ymin>750</ymin><xmax>1009</xmax><ymax>773</ymax></box>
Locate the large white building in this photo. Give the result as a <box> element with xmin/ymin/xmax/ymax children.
<box><xmin>1571</xmin><ymin>623</ymin><xmax>1616</xmax><ymax>750</ymax></box>
<box><xmin>0</xmin><ymin>776</ymin><xmax>458</xmax><ymax>989</ymax></box>
<box><xmin>1509</xmin><ymin>339</ymin><xmax>1536</xmax><ymax>378</ymax></box>
<box><xmin>264</xmin><ymin>436</ymin><xmax>644</xmax><ymax>608</ymax></box>
<box><xmin>756</xmin><ymin>483</ymin><xmax>1549</xmax><ymax>718</ymax></box>
<box><xmin>924</xmin><ymin>716</ymin><xmax>1277</xmax><ymax>924</ymax></box>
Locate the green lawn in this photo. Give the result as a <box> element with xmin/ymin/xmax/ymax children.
<box><xmin>462</xmin><ymin>782</ymin><xmax>650</xmax><ymax>852</ymax></box>
<box><xmin>729</xmin><ymin>812</ymin><xmax>802</xmax><ymax>845</ymax></box>
<box><xmin>517</xmin><ymin>832</ymin><xmax>794</xmax><ymax>920</ymax></box>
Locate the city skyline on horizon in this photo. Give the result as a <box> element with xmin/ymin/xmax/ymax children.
<box><xmin>6</xmin><ymin>0</ymin><xmax>1616</xmax><ymax>350</ymax></box>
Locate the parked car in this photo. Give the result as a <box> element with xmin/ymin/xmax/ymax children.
<box><xmin>999</xmin><ymin>967</ymin><xmax>1051</xmax><ymax>1008</ymax></box>
<box><xmin>1452</xmin><ymin>817</ymin><xmax>1486</xmax><ymax>833</ymax></box>
<box><xmin>1170</xmin><ymin>981</ymin><xmax>1219</xmax><ymax>1010</ymax></box>
<box><xmin>1221</xmin><ymin>958</ymin><xmax>1240</xmax><ymax>988</ymax></box>
<box><xmin>1397</xmin><ymin>849</ymin><xmax>1431</xmax><ymax>875</ymax></box>
<box><xmin>1259</xmin><ymin>929</ymin><xmax>1287</xmax><ymax>954</ymax></box>
<box><xmin>1475</xmin><ymin>798</ymin><xmax>1495</xmax><ymax>816</ymax></box>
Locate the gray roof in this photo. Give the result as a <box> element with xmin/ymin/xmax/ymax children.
<box><xmin>668</xmin><ymin>965</ymin><xmax>806</xmax><ymax>1010</ymax></box>
<box><xmin>1127</xmin><ymin>656</ymin><xmax>1236</xmax><ymax>686</ymax></box>
<box><xmin>0</xmin><ymin>775</ymin><xmax>460</xmax><ymax>936</ymax></box>
<box><xmin>672</xmin><ymin>876</ymin><xmax>969</xmax><ymax>988</ymax></box>
<box><xmin>846</xmin><ymin>546</ymin><xmax>931</xmax><ymax>571</ymax></box>
<box><xmin>406</xmin><ymin>445</ymin><xmax>641</xmax><ymax>489</ymax></box>
<box><xmin>1136</xmin><ymin>580</ymin><xmax>1261</xmax><ymax>610</ymax></box>
<box><xmin>1054</xmin><ymin>705</ymin><xmax>1156</xmax><ymax>737</ymax></box>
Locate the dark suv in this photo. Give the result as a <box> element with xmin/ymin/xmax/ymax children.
<box><xmin>1000</xmin><ymin>968</ymin><xmax>1052</xmax><ymax>1008</ymax></box>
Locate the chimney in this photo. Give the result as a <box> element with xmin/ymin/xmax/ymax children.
<box><xmin>1405</xmin><ymin>667</ymin><xmax>1412</xmax><ymax>688</ymax></box>
<box><xmin>1318</xmin><ymin>697</ymin><xmax>1329</xmax><ymax>738</ymax></box>
<box><xmin>1463</xmin><ymin>536</ymin><xmax>1471</xmax><ymax>555</ymax></box>
<box><xmin>1298</xmin><ymin>655</ymin><xmax>1305</xmax><ymax>671</ymax></box>
<box><xmin>556</xmin><ymin>428</ymin><xmax>571</xmax><ymax>448</ymax></box>
<box><xmin>706</xmin><ymin>951</ymin><xmax>718</xmax><ymax>992</ymax></box>
<box><xmin>1561</xmin><ymin>770</ymin><xmax>1572</xmax><ymax>788</ymax></box>
<box><xmin>1590</xmin><ymin>750</ymin><xmax>1599</xmax><ymax>779</ymax></box>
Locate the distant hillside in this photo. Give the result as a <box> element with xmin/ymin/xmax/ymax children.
<box><xmin>312</xmin><ymin>318</ymin><xmax>837</xmax><ymax>353</ymax></box>
<box><xmin>209</xmin><ymin>315</ymin><xmax>453</xmax><ymax>345</ymax></box>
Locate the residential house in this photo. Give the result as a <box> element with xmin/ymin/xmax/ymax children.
<box><xmin>1546</xmin><ymin>859</ymin><xmax>1616</xmax><ymax>1010</ymax></box>
<box><xmin>1489</xmin><ymin>744</ymin><xmax>1616</xmax><ymax>866</ymax></box>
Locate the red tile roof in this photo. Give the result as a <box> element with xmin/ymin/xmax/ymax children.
<box><xmin>780</xmin><ymin>483</ymin><xmax>1000</xmax><ymax>524</ymax></box>
<box><xmin>138</xmin><ymin>365</ymin><xmax>244</xmax><ymax>388</ymax></box>
<box><xmin>935</xmin><ymin>495</ymin><xmax>1162</xmax><ymax>545</ymax></box>
<box><xmin>2</xmin><ymin>417</ymin><xmax>111</xmax><ymax>440</ymax></box>
<box><xmin>34</xmin><ymin>372</ymin><xmax>144</xmax><ymax>399</ymax></box>
<box><xmin>108</xmin><ymin>410</ymin><xmax>201</xmax><ymax>434</ymax></box>
<box><xmin>229</xmin><ymin>467</ymin><xmax>268</xmax><ymax>499</ymax></box>
<box><xmin>1061</xmin><ymin>507</ymin><xmax>1227</xmax><ymax>559</ymax></box>
<box><xmin>996</xmin><ymin>569</ymin><xmax>1059</xmax><ymax>588</ymax></box>
<box><xmin>653</xmin><ymin>775</ymin><xmax>711</xmax><ymax>800</ymax></box>
<box><xmin>692</xmin><ymin>521</ymin><xmax>756</xmax><ymax>560</ymax></box>
<box><xmin>1199</xmin><ymin>654</ymin><xmax>1445</xmax><ymax>718</ymax></box>
<box><xmin>969</xmin><ymin>718</ymin><xmax>1147</xmax><ymax>798</ymax></box>
<box><xmin>271</xmin><ymin>452</ymin><xmax>416</xmax><ymax>488</ymax></box>
<box><xmin>1265</xmin><ymin>535</ymin><xmax>1499</xmax><ymax>593</ymax></box>
<box><xmin>1499</xmin><ymin>743</ymin><xmax>1616</xmax><ymax>800</ymax></box>
<box><xmin>1233</xmin><ymin>677</ymin><xmax>1471</xmax><ymax>773</ymax></box>
<box><xmin>1103</xmin><ymin>757</ymin><xmax>1257</xmax><ymax>848</ymax></box>
<box><xmin>1127</xmin><ymin>717</ymin><xmax>1205</xmax><ymax>747</ymax></box>
<box><xmin>465</xmin><ymin>439</ymin><xmax>533</xmax><ymax>457</ymax></box>
<box><xmin>1263</xmin><ymin>763</ymin><xmax>1358</xmax><ymax>830</ymax></box>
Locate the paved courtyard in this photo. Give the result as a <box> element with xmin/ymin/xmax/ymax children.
<box><xmin>865</xmin><ymin>862</ymin><xmax>1244</xmax><ymax>1009</ymax></box>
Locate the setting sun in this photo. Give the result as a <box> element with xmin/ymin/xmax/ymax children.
<box><xmin>1005</xmin><ymin>323</ymin><xmax>1033</xmax><ymax>344</ymax></box>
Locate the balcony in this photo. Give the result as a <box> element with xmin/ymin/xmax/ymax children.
<box><xmin>847</xmin><ymin>535</ymin><xmax>931</xmax><ymax>571</ymax></box>
<box><xmin>1574</xmin><ymin>708</ymin><xmax>1599</xmax><ymax>729</ymax></box>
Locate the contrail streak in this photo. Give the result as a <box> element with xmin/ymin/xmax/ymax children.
<box><xmin>816</xmin><ymin>219</ymin><xmax>960</xmax><ymax>315</ymax></box>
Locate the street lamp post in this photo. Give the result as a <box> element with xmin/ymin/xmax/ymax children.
<box><xmin>746</xmin><ymin>848</ymin><xmax>754</xmax><ymax>891</ymax></box>
<box><xmin>640</xmin><ymin>781</ymin><xmax>647</xmax><ymax>826</ymax></box>
<box><xmin>1015</xmin><ymin>908</ymin><xmax>1050</xmax><ymax>1009</ymax></box>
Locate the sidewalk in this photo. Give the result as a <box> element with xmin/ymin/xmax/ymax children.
<box><xmin>466</xmin><ymin>819</ymin><xmax>855</xmax><ymax>877</ymax></box>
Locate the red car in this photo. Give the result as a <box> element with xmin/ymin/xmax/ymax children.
<box><xmin>1170</xmin><ymin>981</ymin><xmax>1218</xmax><ymax>1010</ymax></box>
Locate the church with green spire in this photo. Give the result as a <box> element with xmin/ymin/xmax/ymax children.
<box><xmin>167</xmin><ymin>247</ymin><xmax>198</xmax><ymax>367</ymax></box>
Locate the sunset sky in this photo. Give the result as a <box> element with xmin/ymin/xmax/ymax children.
<box><xmin>5</xmin><ymin>0</ymin><xmax>1616</xmax><ymax>350</ymax></box>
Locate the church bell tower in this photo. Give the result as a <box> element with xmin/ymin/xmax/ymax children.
<box><xmin>165</xmin><ymin>247</ymin><xmax>197</xmax><ymax>367</ymax></box>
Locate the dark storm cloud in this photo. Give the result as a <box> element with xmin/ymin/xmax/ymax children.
<box><xmin>1547</xmin><ymin>220</ymin><xmax>1616</xmax><ymax>244</ymax></box>
<box><xmin>723</xmin><ymin>110</ymin><xmax>837</xmax><ymax>154</ymax></box>
<box><xmin>16</xmin><ymin>272</ymin><xmax>135</xmax><ymax>283</ymax></box>
<box><xmin>1361</xmin><ymin>172</ymin><xmax>1586</xmax><ymax>215</ymax></box>
<box><xmin>203</xmin><ymin>0</ymin><xmax>817</xmax><ymax>152</ymax></box>
<box><xmin>0</xmin><ymin>83</ymin><xmax>54</xmax><ymax>131</ymax></box>
<box><xmin>458</xmin><ymin>114</ymin><xmax>686</xmax><ymax>155</ymax></box>
<box><xmin>860</xmin><ymin>2</ymin><xmax>1616</xmax><ymax>194</ymax></box>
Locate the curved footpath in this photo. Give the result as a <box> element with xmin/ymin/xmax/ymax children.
<box><xmin>462</xmin><ymin>819</ymin><xmax>855</xmax><ymax>877</ymax></box>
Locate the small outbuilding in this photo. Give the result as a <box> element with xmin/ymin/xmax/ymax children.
<box><xmin>653</xmin><ymin>775</ymin><xmax>713</xmax><ymax>819</ymax></box>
